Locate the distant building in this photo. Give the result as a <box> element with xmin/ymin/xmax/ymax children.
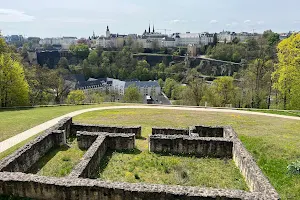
<box><xmin>279</xmin><ymin>32</ymin><xmax>293</xmax><ymax>40</ymax></box>
<box><xmin>76</xmin><ymin>77</ymin><xmax>161</xmax><ymax>97</ymax></box>
<box><xmin>187</xmin><ymin>44</ymin><xmax>197</xmax><ymax>57</ymax></box>
<box><xmin>218</xmin><ymin>31</ymin><xmax>261</xmax><ymax>43</ymax></box>
<box><xmin>39</xmin><ymin>37</ymin><xmax>77</xmax><ymax>50</ymax></box>
<box><xmin>125</xmin><ymin>80</ymin><xmax>161</xmax><ymax>96</ymax></box>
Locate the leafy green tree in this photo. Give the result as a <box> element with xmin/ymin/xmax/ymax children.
<box><xmin>70</xmin><ymin>44</ymin><xmax>90</xmax><ymax>60</ymax></box>
<box><xmin>0</xmin><ymin>54</ymin><xmax>29</xmax><ymax>107</ymax></box>
<box><xmin>213</xmin><ymin>76</ymin><xmax>235</xmax><ymax>106</ymax></box>
<box><xmin>67</xmin><ymin>90</ymin><xmax>85</xmax><ymax>105</ymax></box>
<box><xmin>273</xmin><ymin>33</ymin><xmax>300</xmax><ymax>109</ymax></box>
<box><xmin>163</xmin><ymin>78</ymin><xmax>178</xmax><ymax>98</ymax></box>
<box><xmin>123</xmin><ymin>86</ymin><xmax>142</xmax><ymax>103</ymax></box>
<box><xmin>57</xmin><ymin>57</ymin><xmax>69</xmax><ymax>69</ymax></box>
<box><xmin>88</xmin><ymin>50</ymin><xmax>99</xmax><ymax>65</ymax></box>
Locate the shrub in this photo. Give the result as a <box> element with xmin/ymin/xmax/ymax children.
<box><xmin>288</xmin><ymin>160</ymin><xmax>300</xmax><ymax>175</ymax></box>
<box><xmin>67</xmin><ymin>90</ymin><xmax>85</xmax><ymax>105</ymax></box>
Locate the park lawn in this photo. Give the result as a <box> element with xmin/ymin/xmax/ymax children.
<box><xmin>28</xmin><ymin>139</ymin><xmax>85</xmax><ymax>177</ymax></box>
<box><xmin>0</xmin><ymin>103</ymin><xmax>122</xmax><ymax>142</ymax></box>
<box><xmin>99</xmin><ymin>150</ymin><xmax>248</xmax><ymax>190</ymax></box>
<box><xmin>73</xmin><ymin>108</ymin><xmax>300</xmax><ymax>200</ymax></box>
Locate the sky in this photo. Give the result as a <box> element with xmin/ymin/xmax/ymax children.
<box><xmin>1</xmin><ymin>0</ymin><xmax>300</xmax><ymax>38</ymax></box>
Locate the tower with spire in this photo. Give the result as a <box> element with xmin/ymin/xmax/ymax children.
<box><xmin>106</xmin><ymin>25</ymin><xmax>110</xmax><ymax>38</ymax></box>
<box><xmin>148</xmin><ymin>24</ymin><xmax>151</xmax><ymax>33</ymax></box>
<box><xmin>153</xmin><ymin>25</ymin><xmax>155</xmax><ymax>33</ymax></box>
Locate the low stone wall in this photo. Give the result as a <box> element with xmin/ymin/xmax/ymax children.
<box><xmin>0</xmin><ymin>118</ymin><xmax>71</xmax><ymax>173</ymax></box>
<box><xmin>190</xmin><ymin>125</ymin><xmax>224</xmax><ymax>137</ymax></box>
<box><xmin>152</xmin><ymin>127</ymin><xmax>189</xmax><ymax>135</ymax></box>
<box><xmin>70</xmin><ymin>132</ymin><xmax>135</xmax><ymax>178</ymax></box>
<box><xmin>69</xmin><ymin>136</ymin><xmax>107</xmax><ymax>178</ymax></box>
<box><xmin>71</xmin><ymin>123</ymin><xmax>142</xmax><ymax>138</ymax></box>
<box><xmin>76</xmin><ymin>131</ymin><xmax>135</xmax><ymax>150</ymax></box>
<box><xmin>0</xmin><ymin>172</ymin><xmax>276</xmax><ymax>200</ymax></box>
<box><xmin>149</xmin><ymin>135</ymin><xmax>233</xmax><ymax>158</ymax></box>
<box><xmin>226</xmin><ymin>127</ymin><xmax>279</xmax><ymax>199</ymax></box>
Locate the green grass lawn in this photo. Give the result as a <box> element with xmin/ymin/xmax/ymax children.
<box><xmin>73</xmin><ymin>108</ymin><xmax>300</xmax><ymax>200</ymax></box>
<box><xmin>99</xmin><ymin>150</ymin><xmax>248</xmax><ymax>190</ymax></box>
<box><xmin>0</xmin><ymin>103</ymin><xmax>122</xmax><ymax>142</ymax></box>
<box><xmin>240</xmin><ymin>109</ymin><xmax>300</xmax><ymax>117</ymax></box>
<box><xmin>27</xmin><ymin>139</ymin><xmax>85</xmax><ymax>177</ymax></box>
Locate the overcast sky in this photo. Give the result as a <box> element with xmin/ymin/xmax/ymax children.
<box><xmin>1</xmin><ymin>0</ymin><xmax>299</xmax><ymax>38</ymax></box>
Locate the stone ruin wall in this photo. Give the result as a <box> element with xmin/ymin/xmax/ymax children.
<box><xmin>224</xmin><ymin>127</ymin><xmax>279</xmax><ymax>198</ymax></box>
<box><xmin>70</xmin><ymin>132</ymin><xmax>135</xmax><ymax>179</ymax></box>
<box><xmin>149</xmin><ymin>135</ymin><xmax>233</xmax><ymax>158</ymax></box>
<box><xmin>0</xmin><ymin>118</ymin><xmax>280</xmax><ymax>200</ymax></box>
<box><xmin>71</xmin><ymin>123</ymin><xmax>142</xmax><ymax>138</ymax></box>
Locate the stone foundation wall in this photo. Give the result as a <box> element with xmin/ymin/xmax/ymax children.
<box><xmin>0</xmin><ymin>172</ymin><xmax>276</xmax><ymax>200</ymax></box>
<box><xmin>0</xmin><ymin>118</ymin><xmax>71</xmax><ymax>173</ymax></box>
<box><xmin>149</xmin><ymin>135</ymin><xmax>233</xmax><ymax>158</ymax></box>
<box><xmin>76</xmin><ymin>131</ymin><xmax>135</xmax><ymax>150</ymax></box>
<box><xmin>190</xmin><ymin>125</ymin><xmax>224</xmax><ymax>137</ymax></box>
<box><xmin>152</xmin><ymin>127</ymin><xmax>189</xmax><ymax>135</ymax></box>
<box><xmin>226</xmin><ymin>127</ymin><xmax>279</xmax><ymax>199</ymax></box>
<box><xmin>71</xmin><ymin>123</ymin><xmax>141</xmax><ymax>138</ymax></box>
<box><xmin>69</xmin><ymin>136</ymin><xmax>107</xmax><ymax>178</ymax></box>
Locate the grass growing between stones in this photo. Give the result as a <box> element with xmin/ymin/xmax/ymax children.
<box><xmin>74</xmin><ymin>108</ymin><xmax>300</xmax><ymax>200</ymax></box>
<box><xmin>27</xmin><ymin>139</ymin><xmax>85</xmax><ymax>177</ymax></box>
<box><xmin>99</xmin><ymin>150</ymin><xmax>248</xmax><ymax>190</ymax></box>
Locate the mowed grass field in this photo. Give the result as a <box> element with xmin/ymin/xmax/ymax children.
<box><xmin>0</xmin><ymin>103</ymin><xmax>121</xmax><ymax>142</ymax></box>
<box><xmin>72</xmin><ymin>108</ymin><xmax>300</xmax><ymax>200</ymax></box>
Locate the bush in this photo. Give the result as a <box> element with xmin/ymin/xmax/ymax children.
<box><xmin>287</xmin><ymin>160</ymin><xmax>300</xmax><ymax>174</ymax></box>
<box><xmin>67</xmin><ymin>90</ymin><xmax>85</xmax><ymax>105</ymax></box>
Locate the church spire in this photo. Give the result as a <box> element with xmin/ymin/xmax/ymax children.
<box><xmin>106</xmin><ymin>25</ymin><xmax>109</xmax><ymax>32</ymax></box>
<box><xmin>153</xmin><ymin>25</ymin><xmax>155</xmax><ymax>33</ymax></box>
<box><xmin>148</xmin><ymin>24</ymin><xmax>151</xmax><ymax>33</ymax></box>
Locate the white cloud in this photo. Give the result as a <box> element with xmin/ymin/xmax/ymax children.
<box><xmin>46</xmin><ymin>17</ymin><xmax>116</xmax><ymax>24</ymax></box>
<box><xmin>168</xmin><ymin>19</ymin><xmax>187</xmax><ymax>24</ymax></box>
<box><xmin>226</xmin><ymin>22</ymin><xmax>239</xmax><ymax>27</ymax></box>
<box><xmin>0</xmin><ymin>9</ymin><xmax>34</xmax><ymax>22</ymax></box>
<box><xmin>244</xmin><ymin>20</ymin><xmax>251</xmax><ymax>24</ymax></box>
<box><xmin>209</xmin><ymin>20</ymin><xmax>218</xmax><ymax>24</ymax></box>
<box><xmin>257</xmin><ymin>21</ymin><xmax>265</xmax><ymax>25</ymax></box>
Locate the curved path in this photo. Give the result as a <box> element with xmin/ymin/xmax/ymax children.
<box><xmin>1</xmin><ymin>105</ymin><xmax>299</xmax><ymax>153</ymax></box>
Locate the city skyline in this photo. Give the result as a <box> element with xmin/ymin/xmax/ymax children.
<box><xmin>1</xmin><ymin>0</ymin><xmax>300</xmax><ymax>37</ymax></box>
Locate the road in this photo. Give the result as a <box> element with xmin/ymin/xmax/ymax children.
<box><xmin>1</xmin><ymin>105</ymin><xmax>299</xmax><ymax>153</ymax></box>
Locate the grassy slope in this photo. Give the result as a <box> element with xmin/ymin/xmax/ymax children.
<box><xmin>0</xmin><ymin>103</ymin><xmax>121</xmax><ymax>142</ymax></box>
<box><xmin>74</xmin><ymin>109</ymin><xmax>300</xmax><ymax>200</ymax></box>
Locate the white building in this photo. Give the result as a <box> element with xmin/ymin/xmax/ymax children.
<box><xmin>76</xmin><ymin>78</ymin><xmax>161</xmax><ymax>96</ymax></box>
<box><xmin>171</xmin><ymin>32</ymin><xmax>214</xmax><ymax>47</ymax></box>
<box><xmin>39</xmin><ymin>37</ymin><xmax>77</xmax><ymax>49</ymax></box>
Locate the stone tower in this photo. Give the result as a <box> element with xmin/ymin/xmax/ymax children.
<box><xmin>106</xmin><ymin>26</ymin><xmax>110</xmax><ymax>38</ymax></box>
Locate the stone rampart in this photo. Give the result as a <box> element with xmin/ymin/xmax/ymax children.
<box><xmin>149</xmin><ymin>135</ymin><xmax>233</xmax><ymax>158</ymax></box>
<box><xmin>0</xmin><ymin>172</ymin><xmax>276</xmax><ymax>200</ymax></box>
<box><xmin>152</xmin><ymin>127</ymin><xmax>189</xmax><ymax>135</ymax></box>
<box><xmin>71</xmin><ymin>123</ymin><xmax>141</xmax><ymax>138</ymax></box>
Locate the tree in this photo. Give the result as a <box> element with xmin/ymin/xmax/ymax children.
<box><xmin>163</xmin><ymin>78</ymin><xmax>178</xmax><ymax>98</ymax></box>
<box><xmin>67</xmin><ymin>90</ymin><xmax>85</xmax><ymax>105</ymax></box>
<box><xmin>0</xmin><ymin>54</ymin><xmax>29</xmax><ymax>107</ymax></box>
<box><xmin>57</xmin><ymin>57</ymin><xmax>69</xmax><ymax>69</ymax></box>
<box><xmin>213</xmin><ymin>77</ymin><xmax>236</xmax><ymax>106</ymax></box>
<box><xmin>123</xmin><ymin>86</ymin><xmax>142</xmax><ymax>103</ymax></box>
<box><xmin>273</xmin><ymin>33</ymin><xmax>300</xmax><ymax>109</ymax></box>
<box><xmin>70</xmin><ymin>44</ymin><xmax>90</xmax><ymax>60</ymax></box>
<box><xmin>88</xmin><ymin>50</ymin><xmax>99</xmax><ymax>65</ymax></box>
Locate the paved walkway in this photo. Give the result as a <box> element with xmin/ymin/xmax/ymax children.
<box><xmin>1</xmin><ymin>105</ymin><xmax>300</xmax><ymax>153</ymax></box>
